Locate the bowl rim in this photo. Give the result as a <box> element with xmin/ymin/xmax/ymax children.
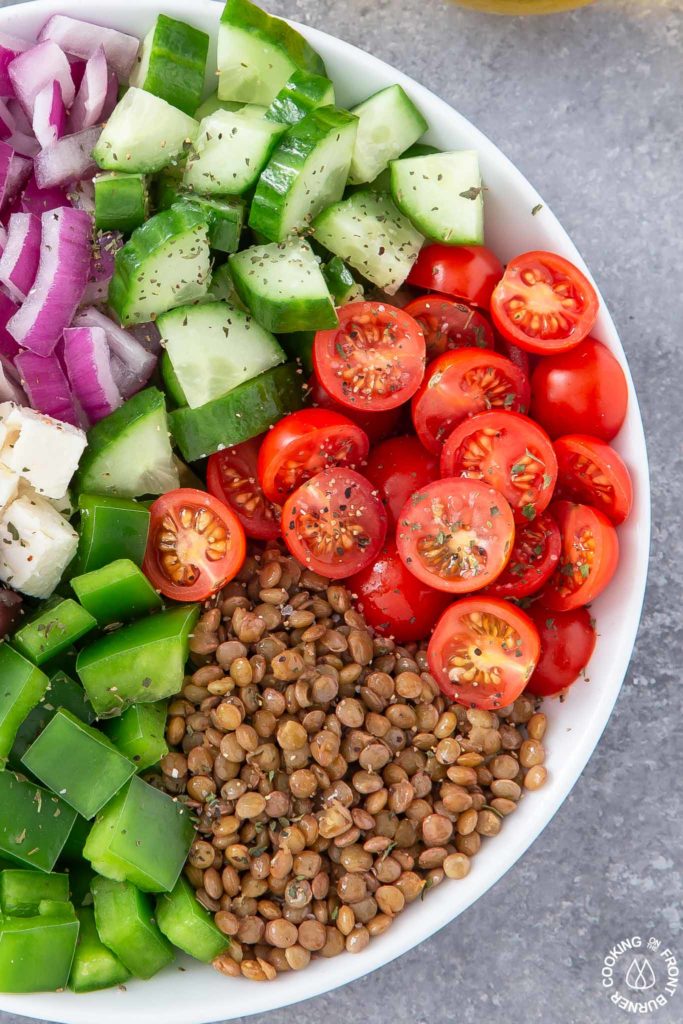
<box><xmin>0</xmin><ymin>1</ymin><xmax>651</xmax><ymax>1022</ymax></box>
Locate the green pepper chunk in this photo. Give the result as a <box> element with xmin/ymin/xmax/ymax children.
<box><xmin>68</xmin><ymin>906</ymin><xmax>130</xmax><ymax>993</ymax></box>
<box><xmin>0</xmin><ymin>773</ymin><xmax>78</xmax><ymax>871</ymax></box>
<box><xmin>0</xmin><ymin>646</ymin><xmax>49</xmax><ymax>768</ymax></box>
<box><xmin>83</xmin><ymin>776</ymin><xmax>194</xmax><ymax>892</ymax></box>
<box><xmin>22</xmin><ymin>709</ymin><xmax>136</xmax><ymax>819</ymax></box>
<box><xmin>102</xmin><ymin>701</ymin><xmax>168</xmax><ymax>771</ymax></box>
<box><xmin>70</xmin><ymin>494</ymin><xmax>151</xmax><ymax>577</ymax></box>
<box><xmin>0</xmin><ymin>869</ymin><xmax>69</xmax><ymax>916</ymax></box>
<box><xmin>156</xmin><ymin>876</ymin><xmax>229</xmax><ymax>962</ymax></box>
<box><xmin>76</xmin><ymin>604</ymin><xmax>199</xmax><ymax>717</ymax></box>
<box><xmin>91</xmin><ymin>875</ymin><xmax>175</xmax><ymax>978</ymax></box>
<box><xmin>12</xmin><ymin>599</ymin><xmax>97</xmax><ymax>667</ymax></box>
<box><xmin>9</xmin><ymin>670</ymin><xmax>96</xmax><ymax>770</ymax></box>
<box><xmin>71</xmin><ymin>558</ymin><xmax>163</xmax><ymax>627</ymax></box>
<box><xmin>0</xmin><ymin>899</ymin><xmax>79</xmax><ymax>992</ymax></box>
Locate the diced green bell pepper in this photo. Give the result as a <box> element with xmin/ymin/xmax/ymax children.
<box><xmin>65</xmin><ymin>860</ymin><xmax>96</xmax><ymax>909</ymax></box>
<box><xmin>0</xmin><ymin>645</ymin><xmax>49</xmax><ymax>768</ymax></box>
<box><xmin>70</xmin><ymin>494</ymin><xmax>151</xmax><ymax>577</ymax></box>
<box><xmin>0</xmin><ymin>868</ymin><xmax>69</xmax><ymax>916</ymax></box>
<box><xmin>58</xmin><ymin>813</ymin><xmax>91</xmax><ymax>867</ymax></box>
<box><xmin>156</xmin><ymin>876</ymin><xmax>229</xmax><ymax>962</ymax></box>
<box><xmin>102</xmin><ymin>701</ymin><xmax>168</xmax><ymax>771</ymax></box>
<box><xmin>68</xmin><ymin>907</ymin><xmax>130</xmax><ymax>993</ymax></box>
<box><xmin>0</xmin><ymin>899</ymin><xmax>79</xmax><ymax>992</ymax></box>
<box><xmin>83</xmin><ymin>776</ymin><xmax>194</xmax><ymax>893</ymax></box>
<box><xmin>12</xmin><ymin>599</ymin><xmax>97</xmax><ymax>667</ymax></box>
<box><xmin>22</xmin><ymin>709</ymin><xmax>136</xmax><ymax>820</ymax></box>
<box><xmin>76</xmin><ymin>605</ymin><xmax>199</xmax><ymax>718</ymax></box>
<box><xmin>0</xmin><ymin>772</ymin><xmax>77</xmax><ymax>872</ymax></box>
<box><xmin>9</xmin><ymin>671</ymin><xmax>95</xmax><ymax>770</ymax></box>
<box><xmin>71</xmin><ymin>558</ymin><xmax>162</xmax><ymax>627</ymax></box>
<box><xmin>91</xmin><ymin>875</ymin><xmax>175</xmax><ymax>979</ymax></box>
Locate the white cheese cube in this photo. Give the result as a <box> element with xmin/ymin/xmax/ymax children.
<box><xmin>0</xmin><ymin>465</ymin><xmax>19</xmax><ymax>513</ymax></box>
<box><xmin>0</xmin><ymin>403</ymin><xmax>87</xmax><ymax>499</ymax></box>
<box><xmin>0</xmin><ymin>493</ymin><xmax>78</xmax><ymax>598</ymax></box>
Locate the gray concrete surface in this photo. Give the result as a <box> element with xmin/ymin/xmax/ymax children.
<box><xmin>1</xmin><ymin>1</ymin><xmax>681</xmax><ymax>1022</ymax></box>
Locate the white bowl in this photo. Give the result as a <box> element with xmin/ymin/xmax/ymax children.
<box><xmin>0</xmin><ymin>2</ymin><xmax>650</xmax><ymax>1022</ymax></box>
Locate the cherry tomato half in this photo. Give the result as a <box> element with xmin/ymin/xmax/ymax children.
<box><xmin>440</xmin><ymin>410</ymin><xmax>557</xmax><ymax>521</ymax></box>
<box><xmin>554</xmin><ymin>434</ymin><xmax>633</xmax><ymax>525</ymax></box>
<box><xmin>541</xmin><ymin>499</ymin><xmax>619</xmax><ymax>611</ymax></box>
<box><xmin>403</xmin><ymin>294</ymin><xmax>495</xmax><ymax>361</ymax></box>
<box><xmin>143</xmin><ymin>488</ymin><xmax>246</xmax><ymax>601</ymax></box>
<box><xmin>531</xmin><ymin>337</ymin><xmax>628</xmax><ymax>441</ymax></box>
<box><xmin>525</xmin><ymin>604</ymin><xmax>596</xmax><ymax>697</ymax></box>
<box><xmin>313</xmin><ymin>301</ymin><xmax>426</xmax><ymax>413</ymax></box>
<box><xmin>207</xmin><ymin>438</ymin><xmax>281</xmax><ymax>541</ymax></box>
<box><xmin>411</xmin><ymin>348</ymin><xmax>531</xmax><ymax>454</ymax></box>
<box><xmin>485</xmin><ymin>512</ymin><xmax>561</xmax><ymax>600</ymax></box>
<box><xmin>491</xmin><ymin>251</ymin><xmax>599</xmax><ymax>355</ymax></box>
<box><xmin>306</xmin><ymin>374</ymin><xmax>402</xmax><ymax>445</ymax></box>
<box><xmin>282</xmin><ymin>468</ymin><xmax>387</xmax><ymax>580</ymax></box>
<box><xmin>257</xmin><ymin>409</ymin><xmax>370</xmax><ymax>504</ymax></box>
<box><xmin>364</xmin><ymin>435</ymin><xmax>440</xmax><ymax>529</ymax></box>
<box><xmin>348</xmin><ymin>540</ymin><xmax>450</xmax><ymax>644</ymax></box>
<box><xmin>395</xmin><ymin>478</ymin><xmax>515</xmax><ymax>594</ymax></box>
<box><xmin>407</xmin><ymin>244</ymin><xmax>503</xmax><ymax>308</ymax></box>
<box><xmin>428</xmin><ymin>597</ymin><xmax>540</xmax><ymax>710</ymax></box>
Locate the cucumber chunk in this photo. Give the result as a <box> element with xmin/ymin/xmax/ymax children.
<box><xmin>313</xmin><ymin>190</ymin><xmax>424</xmax><ymax>295</ymax></box>
<box><xmin>194</xmin><ymin>92</ymin><xmax>244</xmax><ymax>119</ymax></box>
<box><xmin>217</xmin><ymin>0</ymin><xmax>326</xmax><ymax>105</ymax></box>
<box><xmin>158</xmin><ymin>301</ymin><xmax>286</xmax><ymax>409</ymax></box>
<box><xmin>347</xmin><ymin>142</ymin><xmax>440</xmax><ymax>197</ymax></box>
<box><xmin>69</xmin><ymin>907</ymin><xmax>130</xmax><ymax>993</ymax></box>
<box><xmin>109</xmin><ymin>205</ymin><xmax>211</xmax><ymax>325</ymax></box>
<box><xmin>169</xmin><ymin>362</ymin><xmax>304</xmax><ymax>462</ymax></box>
<box><xmin>160</xmin><ymin>351</ymin><xmax>188</xmax><ymax>408</ymax></box>
<box><xmin>175</xmin><ymin>196</ymin><xmax>245</xmax><ymax>253</ymax></box>
<box><xmin>129</xmin><ymin>14</ymin><xmax>209</xmax><ymax>116</ymax></box>
<box><xmin>390</xmin><ymin>150</ymin><xmax>484</xmax><ymax>245</ymax></box>
<box><xmin>208</xmin><ymin>262</ymin><xmax>245</xmax><ymax>308</ymax></box>
<box><xmin>323</xmin><ymin>256</ymin><xmax>364</xmax><ymax>305</ymax></box>
<box><xmin>249</xmin><ymin>106</ymin><xmax>358</xmax><ymax>242</ymax></box>
<box><xmin>76</xmin><ymin>387</ymin><xmax>179</xmax><ymax>499</ymax></box>
<box><xmin>230</xmin><ymin>238</ymin><xmax>337</xmax><ymax>332</ymax></box>
<box><xmin>183</xmin><ymin>108</ymin><xmax>285</xmax><ymax>197</ymax></box>
<box><xmin>278</xmin><ymin>331</ymin><xmax>314</xmax><ymax>375</ymax></box>
<box><xmin>94</xmin><ymin>172</ymin><xmax>149</xmax><ymax>234</ymax></box>
<box><xmin>93</xmin><ymin>88</ymin><xmax>199</xmax><ymax>174</ymax></box>
<box><xmin>348</xmin><ymin>85</ymin><xmax>428</xmax><ymax>186</ymax></box>
<box><xmin>266</xmin><ymin>68</ymin><xmax>335</xmax><ymax>126</ymax></box>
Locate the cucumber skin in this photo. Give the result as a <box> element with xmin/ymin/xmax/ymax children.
<box><xmin>161</xmin><ymin>350</ymin><xmax>189</xmax><ymax>408</ymax></box>
<box><xmin>169</xmin><ymin>363</ymin><xmax>304</xmax><ymax>462</ymax></box>
<box><xmin>176</xmin><ymin>197</ymin><xmax>244</xmax><ymax>254</ymax></box>
<box><xmin>133</xmin><ymin>15</ymin><xmax>209</xmax><ymax>117</ymax></box>
<box><xmin>266</xmin><ymin>69</ymin><xmax>335</xmax><ymax>126</ymax></box>
<box><xmin>346</xmin><ymin>143</ymin><xmax>440</xmax><ymax>197</ymax></box>
<box><xmin>279</xmin><ymin>331</ymin><xmax>314</xmax><ymax>375</ymax></box>
<box><xmin>323</xmin><ymin>257</ymin><xmax>363</xmax><ymax>305</ymax></box>
<box><xmin>94</xmin><ymin>173</ymin><xmax>149</xmax><ymax>234</ymax></box>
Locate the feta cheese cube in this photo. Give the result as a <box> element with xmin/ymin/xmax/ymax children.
<box><xmin>0</xmin><ymin>404</ymin><xmax>87</xmax><ymax>499</ymax></box>
<box><xmin>0</xmin><ymin>464</ymin><xmax>19</xmax><ymax>513</ymax></box>
<box><xmin>0</xmin><ymin>493</ymin><xmax>78</xmax><ymax>598</ymax></box>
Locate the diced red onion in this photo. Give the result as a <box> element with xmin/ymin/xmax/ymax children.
<box><xmin>32</xmin><ymin>80</ymin><xmax>65</xmax><ymax>149</ymax></box>
<box><xmin>38</xmin><ymin>16</ymin><xmax>140</xmax><ymax>81</ymax></box>
<box><xmin>73</xmin><ymin>307</ymin><xmax>156</xmax><ymax>398</ymax></box>
<box><xmin>6</xmin><ymin>97</ymin><xmax>31</xmax><ymax>134</ymax></box>
<box><xmin>129</xmin><ymin>320</ymin><xmax>162</xmax><ymax>355</ymax></box>
<box><xmin>68</xmin><ymin>46</ymin><xmax>108</xmax><ymax>133</ymax></box>
<box><xmin>20</xmin><ymin>173</ymin><xmax>68</xmax><ymax>215</ymax></box>
<box><xmin>8</xmin><ymin>41</ymin><xmax>75</xmax><ymax>118</ymax></box>
<box><xmin>33</xmin><ymin>124</ymin><xmax>101</xmax><ymax>190</ymax></box>
<box><xmin>0</xmin><ymin>139</ymin><xmax>12</xmax><ymax>208</ymax></box>
<box><xmin>0</xmin><ymin>32</ymin><xmax>30</xmax><ymax>99</ymax></box>
<box><xmin>67</xmin><ymin>177</ymin><xmax>95</xmax><ymax>213</ymax></box>
<box><xmin>0</xmin><ymin>142</ymin><xmax>31</xmax><ymax>212</ymax></box>
<box><xmin>69</xmin><ymin>58</ymin><xmax>86</xmax><ymax>92</ymax></box>
<box><xmin>7</xmin><ymin>206</ymin><xmax>92</xmax><ymax>356</ymax></box>
<box><xmin>0</xmin><ymin>211</ymin><xmax>41</xmax><ymax>301</ymax></box>
<box><xmin>0</xmin><ymin>354</ymin><xmax>25</xmax><ymax>403</ymax></box>
<box><xmin>4</xmin><ymin>130</ymin><xmax>39</xmax><ymax>158</ymax></box>
<box><xmin>14</xmin><ymin>348</ymin><xmax>80</xmax><ymax>425</ymax></box>
<box><xmin>80</xmin><ymin>229</ymin><xmax>121</xmax><ymax>305</ymax></box>
<box><xmin>0</xmin><ymin>289</ymin><xmax>20</xmax><ymax>360</ymax></box>
<box><xmin>0</xmin><ymin>99</ymin><xmax>14</xmax><ymax>140</ymax></box>
<box><xmin>63</xmin><ymin>323</ymin><xmax>122</xmax><ymax>423</ymax></box>
<box><xmin>103</xmin><ymin>67</ymin><xmax>119</xmax><ymax>121</ymax></box>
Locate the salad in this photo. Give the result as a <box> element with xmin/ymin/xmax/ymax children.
<box><xmin>0</xmin><ymin>0</ymin><xmax>633</xmax><ymax>994</ymax></box>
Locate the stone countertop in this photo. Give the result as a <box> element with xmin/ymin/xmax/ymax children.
<box><xmin>0</xmin><ymin>1</ymin><xmax>681</xmax><ymax>1023</ymax></box>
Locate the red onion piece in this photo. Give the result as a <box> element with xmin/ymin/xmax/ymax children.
<box><xmin>14</xmin><ymin>348</ymin><xmax>80</xmax><ymax>425</ymax></box>
<box><xmin>7</xmin><ymin>206</ymin><xmax>92</xmax><ymax>356</ymax></box>
<box><xmin>68</xmin><ymin>46</ymin><xmax>108</xmax><ymax>133</ymax></box>
<box><xmin>0</xmin><ymin>355</ymin><xmax>26</xmax><ymax>404</ymax></box>
<box><xmin>63</xmin><ymin>323</ymin><xmax>122</xmax><ymax>423</ymax></box>
<box><xmin>32</xmin><ymin>80</ymin><xmax>66</xmax><ymax>149</ymax></box>
<box><xmin>8</xmin><ymin>41</ymin><xmax>75</xmax><ymax>118</ymax></box>
<box><xmin>73</xmin><ymin>307</ymin><xmax>156</xmax><ymax>398</ymax></box>
<box><xmin>6</xmin><ymin>97</ymin><xmax>31</xmax><ymax>134</ymax></box>
<box><xmin>38</xmin><ymin>16</ymin><xmax>140</xmax><ymax>81</ymax></box>
<box><xmin>0</xmin><ymin>142</ymin><xmax>31</xmax><ymax>212</ymax></box>
<box><xmin>0</xmin><ymin>223</ymin><xmax>6</xmax><ymax>255</ymax></box>
<box><xmin>0</xmin><ymin>289</ymin><xmax>20</xmax><ymax>360</ymax></box>
<box><xmin>20</xmin><ymin>173</ymin><xmax>68</xmax><ymax>215</ymax></box>
<box><xmin>0</xmin><ymin>211</ymin><xmax>41</xmax><ymax>301</ymax></box>
<box><xmin>33</xmin><ymin>124</ymin><xmax>101</xmax><ymax>190</ymax></box>
<box><xmin>67</xmin><ymin>177</ymin><xmax>95</xmax><ymax>214</ymax></box>
<box><xmin>129</xmin><ymin>320</ymin><xmax>162</xmax><ymax>356</ymax></box>
<box><xmin>0</xmin><ymin>99</ymin><xmax>14</xmax><ymax>140</ymax></box>
<box><xmin>69</xmin><ymin>58</ymin><xmax>86</xmax><ymax>92</ymax></box>
<box><xmin>0</xmin><ymin>31</ymin><xmax>30</xmax><ymax>99</ymax></box>
<box><xmin>4</xmin><ymin>131</ymin><xmax>39</xmax><ymax>158</ymax></box>
<box><xmin>80</xmin><ymin>229</ymin><xmax>122</xmax><ymax>305</ymax></box>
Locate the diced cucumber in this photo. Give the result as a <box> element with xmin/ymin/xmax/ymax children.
<box><xmin>194</xmin><ymin>92</ymin><xmax>244</xmax><ymax>119</ymax></box>
<box><xmin>323</xmin><ymin>256</ymin><xmax>364</xmax><ymax>305</ymax></box>
<box><xmin>68</xmin><ymin>907</ymin><xmax>130</xmax><ymax>993</ymax></box>
<box><xmin>249</xmin><ymin>106</ymin><xmax>358</xmax><ymax>242</ymax></box>
<box><xmin>75</xmin><ymin>387</ymin><xmax>179</xmax><ymax>499</ymax></box>
<box><xmin>174</xmin><ymin>196</ymin><xmax>245</xmax><ymax>254</ymax></box>
<box><xmin>208</xmin><ymin>262</ymin><xmax>245</xmax><ymax>308</ymax></box>
<box><xmin>129</xmin><ymin>14</ymin><xmax>209</xmax><ymax>116</ymax></box>
<box><xmin>278</xmin><ymin>331</ymin><xmax>314</xmax><ymax>375</ymax></box>
<box><xmin>91</xmin><ymin>876</ymin><xmax>175</xmax><ymax>979</ymax></box>
<box><xmin>153</xmin><ymin>163</ymin><xmax>185</xmax><ymax>212</ymax></box>
<box><xmin>230</xmin><ymin>238</ymin><xmax>337</xmax><ymax>332</ymax></box>
<box><xmin>109</xmin><ymin>205</ymin><xmax>211</xmax><ymax>325</ymax></box>
<box><xmin>218</xmin><ymin>0</ymin><xmax>326</xmax><ymax>105</ymax></box>
<box><xmin>156</xmin><ymin>876</ymin><xmax>229</xmax><ymax>962</ymax></box>
<box><xmin>93</xmin><ymin>88</ymin><xmax>199</xmax><ymax>174</ymax></box>
<box><xmin>160</xmin><ymin>351</ymin><xmax>188</xmax><ymax>408</ymax></box>
<box><xmin>169</xmin><ymin>362</ymin><xmax>304</xmax><ymax>461</ymax></box>
<box><xmin>266</xmin><ymin>68</ymin><xmax>335</xmax><ymax>126</ymax></box>
<box><xmin>183</xmin><ymin>108</ymin><xmax>284</xmax><ymax>197</ymax></box>
<box><xmin>94</xmin><ymin>172</ymin><xmax>149</xmax><ymax>234</ymax></box>
<box><xmin>102</xmin><ymin>702</ymin><xmax>168</xmax><ymax>772</ymax></box>
<box><xmin>390</xmin><ymin>150</ymin><xmax>485</xmax><ymax>245</ymax></box>
<box><xmin>158</xmin><ymin>301</ymin><xmax>286</xmax><ymax>409</ymax></box>
<box><xmin>347</xmin><ymin>142</ymin><xmax>440</xmax><ymax>197</ymax></box>
<box><xmin>313</xmin><ymin>190</ymin><xmax>424</xmax><ymax>295</ymax></box>
<box><xmin>348</xmin><ymin>85</ymin><xmax>428</xmax><ymax>185</ymax></box>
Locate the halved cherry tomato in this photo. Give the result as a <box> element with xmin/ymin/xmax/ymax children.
<box><xmin>495</xmin><ymin>336</ymin><xmax>531</xmax><ymax>378</ymax></box>
<box><xmin>282</xmin><ymin>468</ymin><xmax>387</xmax><ymax>579</ymax></box>
<box><xmin>428</xmin><ymin>597</ymin><xmax>540</xmax><ymax>710</ymax></box>
<box><xmin>257</xmin><ymin>409</ymin><xmax>369</xmax><ymax>504</ymax></box>
<box><xmin>207</xmin><ymin>438</ymin><xmax>281</xmax><ymax>541</ymax></box>
<box><xmin>491</xmin><ymin>251</ymin><xmax>599</xmax><ymax>355</ymax></box>
<box><xmin>306</xmin><ymin>375</ymin><xmax>402</xmax><ymax>444</ymax></box>
<box><xmin>364</xmin><ymin>435</ymin><xmax>440</xmax><ymax>529</ymax></box>
<box><xmin>407</xmin><ymin>244</ymin><xmax>503</xmax><ymax>308</ymax></box>
<box><xmin>531</xmin><ymin>337</ymin><xmax>628</xmax><ymax>441</ymax></box>
<box><xmin>403</xmin><ymin>294</ymin><xmax>494</xmax><ymax>360</ymax></box>
<box><xmin>143</xmin><ymin>488</ymin><xmax>246</xmax><ymax>601</ymax></box>
<box><xmin>411</xmin><ymin>348</ymin><xmax>531</xmax><ymax>454</ymax></box>
<box><xmin>554</xmin><ymin>434</ymin><xmax>633</xmax><ymax>525</ymax></box>
<box><xmin>541</xmin><ymin>499</ymin><xmax>619</xmax><ymax>611</ymax></box>
<box><xmin>395</xmin><ymin>478</ymin><xmax>515</xmax><ymax>594</ymax></box>
<box><xmin>313</xmin><ymin>301</ymin><xmax>426</xmax><ymax>412</ymax></box>
<box><xmin>486</xmin><ymin>512</ymin><xmax>561</xmax><ymax>599</ymax></box>
<box><xmin>525</xmin><ymin>604</ymin><xmax>596</xmax><ymax>697</ymax></box>
<box><xmin>348</xmin><ymin>540</ymin><xmax>450</xmax><ymax>644</ymax></box>
<box><xmin>440</xmin><ymin>410</ymin><xmax>557</xmax><ymax>521</ymax></box>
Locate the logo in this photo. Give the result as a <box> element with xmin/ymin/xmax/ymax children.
<box><xmin>601</xmin><ymin>934</ymin><xmax>679</xmax><ymax>1014</ymax></box>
